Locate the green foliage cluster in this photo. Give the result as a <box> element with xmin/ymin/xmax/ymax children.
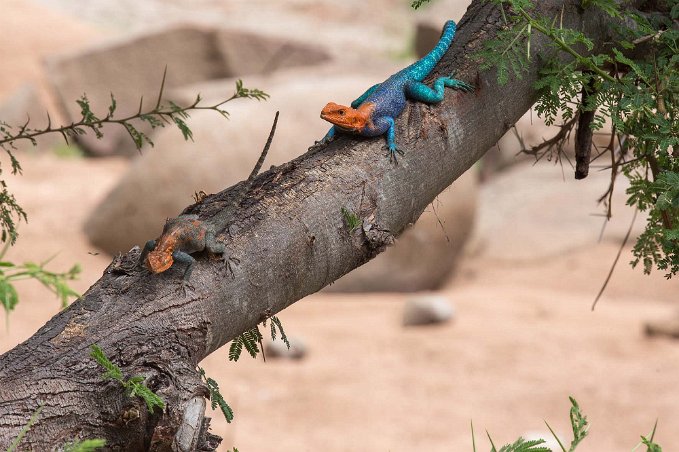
<box><xmin>478</xmin><ymin>396</ymin><xmax>661</xmax><ymax>452</ymax></box>
<box><xmin>191</xmin><ymin>315</ymin><xmax>288</xmax><ymax>426</ymax></box>
<box><xmin>198</xmin><ymin>366</ymin><xmax>234</xmax><ymax>423</ymax></box>
<box><xmin>473</xmin><ymin>0</ymin><xmax>678</xmax><ymax>278</ymax></box>
<box><xmin>228</xmin><ymin>314</ymin><xmax>289</xmax><ymax>362</ymax></box>
<box><xmin>0</xmin><ymin>243</ymin><xmax>80</xmax><ymax>326</ymax></box>
<box><xmin>89</xmin><ymin>344</ymin><xmax>165</xmax><ymax>414</ymax></box>
<box><xmin>229</xmin><ymin>326</ymin><xmax>264</xmax><ymax>361</ymax></box>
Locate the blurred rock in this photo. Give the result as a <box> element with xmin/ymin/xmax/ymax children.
<box><xmin>0</xmin><ymin>84</ymin><xmax>60</xmax><ymax>152</ymax></box>
<box><xmin>645</xmin><ymin>317</ymin><xmax>679</xmax><ymax>339</ymax></box>
<box><xmin>83</xmin><ymin>65</ymin><xmax>387</xmax><ymax>254</ymax></box>
<box><xmin>46</xmin><ymin>24</ymin><xmax>330</xmax><ymax>156</ymax></box>
<box><xmin>467</xmin><ymin>160</ymin><xmax>646</xmax><ymax>262</ymax></box>
<box><xmin>328</xmin><ymin>168</ymin><xmax>477</xmax><ymax>292</ymax></box>
<box><xmin>265</xmin><ymin>337</ymin><xmax>307</xmax><ymax>360</ymax></box>
<box><xmin>413</xmin><ymin>6</ymin><xmax>470</xmax><ymax>61</ymax></box>
<box><xmin>215</xmin><ymin>29</ymin><xmax>328</xmax><ymax>76</ymax></box>
<box><xmin>414</xmin><ymin>22</ymin><xmax>443</xmax><ymax>60</ymax></box>
<box><xmin>402</xmin><ymin>294</ymin><xmax>455</xmax><ymax>326</ymax></box>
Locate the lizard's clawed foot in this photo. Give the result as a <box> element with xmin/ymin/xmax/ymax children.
<box><xmin>387</xmin><ymin>146</ymin><xmax>405</xmax><ymax>164</ymax></box>
<box><xmin>308</xmin><ymin>137</ymin><xmax>333</xmax><ymax>151</ymax></box>
<box><xmin>448</xmin><ymin>75</ymin><xmax>474</xmax><ymax>92</ymax></box>
<box><xmin>179</xmin><ymin>280</ymin><xmax>195</xmax><ymax>297</ymax></box>
<box><xmin>223</xmin><ymin>255</ymin><xmax>240</xmax><ymax>277</ymax></box>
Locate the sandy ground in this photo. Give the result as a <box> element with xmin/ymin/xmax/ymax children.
<box><xmin>1</xmin><ymin>1</ymin><xmax>679</xmax><ymax>451</ymax></box>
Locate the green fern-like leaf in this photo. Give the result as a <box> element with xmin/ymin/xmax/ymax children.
<box><xmin>228</xmin><ymin>335</ymin><xmax>244</xmax><ymax>361</ymax></box>
<box><xmin>581</xmin><ymin>0</ymin><xmax>622</xmax><ymax>17</ymax></box>
<box><xmin>172</xmin><ymin>117</ymin><xmax>194</xmax><ymax>141</ymax></box>
<box><xmin>411</xmin><ymin>0</ymin><xmax>432</xmax><ymax>9</ymax></box>
<box><xmin>127</xmin><ymin>380</ymin><xmax>165</xmax><ymax>414</ymax></box>
<box><xmin>90</xmin><ymin>344</ymin><xmax>164</xmax><ymax>414</ymax></box>
<box><xmin>63</xmin><ymin>439</ymin><xmax>107</xmax><ymax>452</ymax></box>
<box><xmin>270</xmin><ymin>315</ymin><xmax>290</xmax><ymax>349</ymax></box>
<box><xmin>242</xmin><ymin>328</ymin><xmax>261</xmax><ymax>359</ymax></box>
<box><xmin>639</xmin><ymin>420</ymin><xmax>662</xmax><ymax>452</ymax></box>
<box><xmin>568</xmin><ymin>396</ymin><xmax>589</xmax><ymax>450</ymax></box>
<box><xmin>90</xmin><ymin>344</ymin><xmax>123</xmax><ymax>381</ymax></box>
<box><xmin>207</xmin><ymin>377</ymin><xmax>234</xmax><ymax>423</ymax></box>
<box><xmin>198</xmin><ymin>367</ymin><xmax>235</xmax><ymax>423</ymax></box>
<box><xmin>0</xmin><ymin>181</ymin><xmax>27</xmax><ymax>245</ymax></box>
<box><xmin>498</xmin><ymin>437</ymin><xmax>551</xmax><ymax>452</ymax></box>
<box><xmin>234</xmin><ymin>79</ymin><xmax>269</xmax><ymax>101</ymax></box>
<box><xmin>0</xmin><ymin>278</ymin><xmax>19</xmax><ymax>316</ymax></box>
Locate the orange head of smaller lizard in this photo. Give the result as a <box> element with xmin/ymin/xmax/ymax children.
<box><xmin>145</xmin><ymin>250</ymin><xmax>174</xmax><ymax>273</ymax></box>
<box><xmin>320</xmin><ymin>102</ymin><xmax>374</xmax><ymax>132</ymax></box>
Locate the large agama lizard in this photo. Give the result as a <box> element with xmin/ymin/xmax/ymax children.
<box><xmin>139</xmin><ymin>111</ymin><xmax>279</xmax><ymax>293</ymax></box>
<box><xmin>318</xmin><ymin>20</ymin><xmax>472</xmax><ymax>162</ymax></box>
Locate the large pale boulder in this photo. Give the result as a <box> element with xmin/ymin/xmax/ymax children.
<box><xmin>46</xmin><ymin>24</ymin><xmax>330</xmax><ymax>156</ymax></box>
<box><xmin>468</xmin><ymin>160</ymin><xmax>646</xmax><ymax>262</ymax></box>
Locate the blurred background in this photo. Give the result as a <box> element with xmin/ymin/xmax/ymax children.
<box><xmin>1</xmin><ymin>0</ymin><xmax>678</xmax><ymax>450</ymax></box>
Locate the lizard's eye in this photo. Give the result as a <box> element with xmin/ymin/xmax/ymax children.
<box><xmin>338</xmin><ymin>109</ymin><xmax>345</xmax><ymax>115</ymax></box>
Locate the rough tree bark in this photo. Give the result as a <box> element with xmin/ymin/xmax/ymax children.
<box><xmin>0</xmin><ymin>0</ymin><xmax>647</xmax><ymax>449</ymax></box>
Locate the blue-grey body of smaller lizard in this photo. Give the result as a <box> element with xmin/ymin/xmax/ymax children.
<box><xmin>319</xmin><ymin>20</ymin><xmax>472</xmax><ymax>161</ymax></box>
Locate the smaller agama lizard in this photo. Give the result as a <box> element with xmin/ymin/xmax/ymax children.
<box><xmin>318</xmin><ymin>20</ymin><xmax>472</xmax><ymax>162</ymax></box>
<box><xmin>139</xmin><ymin>111</ymin><xmax>279</xmax><ymax>293</ymax></box>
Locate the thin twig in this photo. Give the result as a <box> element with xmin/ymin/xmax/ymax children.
<box><xmin>592</xmin><ymin>208</ymin><xmax>638</xmax><ymax>311</ymax></box>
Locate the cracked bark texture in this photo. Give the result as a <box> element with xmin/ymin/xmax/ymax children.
<box><xmin>0</xmin><ymin>0</ymin><xmax>647</xmax><ymax>449</ymax></box>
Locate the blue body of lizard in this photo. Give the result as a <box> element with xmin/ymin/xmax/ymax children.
<box><xmin>319</xmin><ymin>20</ymin><xmax>472</xmax><ymax>161</ymax></box>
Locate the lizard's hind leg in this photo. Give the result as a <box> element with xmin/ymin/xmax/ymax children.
<box><xmin>405</xmin><ymin>77</ymin><xmax>473</xmax><ymax>103</ymax></box>
<box><xmin>373</xmin><ymin>116</ymin><xmax>404</xmax><ymax>164</ymax></box>
<box><xmin>205</xmin><ymin>234</ymin><xmax>238</xmax><ymax>277</ymax></box>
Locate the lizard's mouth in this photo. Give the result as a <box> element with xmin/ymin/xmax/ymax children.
<box><xmin>320</xmin><ymin>106</ymin><xmax>364</xmax><ymax>132</ymax></box>
<box><xmin>146</xmin><ymin>252</ymin><xmax>174</xmax><ymax>273</ymax></box>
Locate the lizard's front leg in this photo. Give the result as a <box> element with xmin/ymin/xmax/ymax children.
<box><xmin>172</xmin><ymin>250</ymin><xmax>196</xmax><ymax>296</ymax></box>
<box><xmin>319</xmin><ymin>126</ymin><xmax>336</xmax><ymax>144</ymax></box>
<box><xmin>309</xmin><ymin>126</ymin><xmax>337</xmax><ymax>151</ymax></box>
<box><xmin>371</xmin><ymin>116</ymin><xmax>404</xmax><ymax>163</ymax></box>
<box><xmin>138</xmin><ymin>240</ymin><xmax>156</xmax><ymax>268</ymax></box>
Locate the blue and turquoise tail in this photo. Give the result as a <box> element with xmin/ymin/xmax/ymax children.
<box><xmin>406</xmin><ymin>20</ymin><xmax>457</xmax><ymax>82</ymax></box>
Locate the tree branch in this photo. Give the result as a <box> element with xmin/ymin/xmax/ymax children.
<box><xmin>0</xmin><ymin>0</ymin><xmax>644</xmax><ymax>449</ymax></box>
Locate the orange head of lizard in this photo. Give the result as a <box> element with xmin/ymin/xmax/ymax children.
<box><xmin>145</xmin><ymin>250</ymin><xmax>174</xmax><ymax>273</ymax></box>
<box><xmin>320</xmin><ymin>102</ymin><xmax>374</xmax><ymax>132</ymax></box>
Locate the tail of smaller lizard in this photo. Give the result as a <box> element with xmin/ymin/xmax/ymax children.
<box><xmin>407</xmin><ymin>20</ymin><xmax>457</xmax><ymax>82</ymax></box>
<box><xmin>245</xmin><ymin>111</ymin><xmax>279</xmax><ymax>182</ymax></box>
<box><xmin>210</xmin><ymin>111</ymin><xmax>279</xmax><ymax>227</ymax></box>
